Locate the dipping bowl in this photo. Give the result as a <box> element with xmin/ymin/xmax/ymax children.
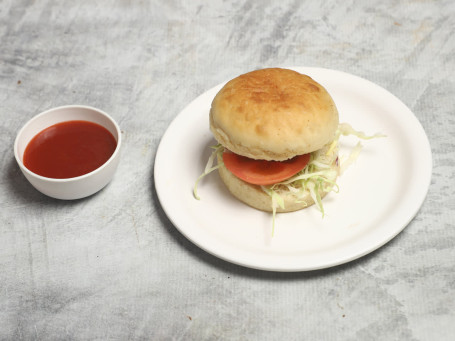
<box><xmin>14</xmin><ymin>105</ymin><xmax>122</xmax><ymax>200</ymax></box>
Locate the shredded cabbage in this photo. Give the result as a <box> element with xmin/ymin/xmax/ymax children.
<box><xmin>261</xmin><ymin>186</ymin><xmax>285</xmax><ymax>236</ymax></box>
<box><xmin>193</xmin><ymin>144</ymin><xmax>224</xmax><ymax>200</ymax></box>
<box><xmin>337</xmin><ymin>122</ymin><xmax>386</xmax><ymax>140</ymax></box>
<box><xmin>262</xmin><ymin>141</ymin><xmax>339</xmax><ymax>231</ymax></box>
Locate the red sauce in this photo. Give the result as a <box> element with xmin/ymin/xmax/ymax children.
<box><xmin>23</xmin><ymin>120</ymin><xmax>117</xmax><ymax>179</ymax></box>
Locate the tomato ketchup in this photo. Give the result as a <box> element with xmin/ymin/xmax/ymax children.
<box><xmin>23</xmin><ymin>120</ymin><xmax>117</xmax><ymax>179</ymax></box>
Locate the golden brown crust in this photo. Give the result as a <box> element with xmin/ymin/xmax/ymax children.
<box><xmin>217</xmin><ymin>154</ymin><xmax>331</xmax><ymax>213</ymax></box>
<box><xmin>210</xmin><ymin>68</ymin><xmax>339</xmax><ymax>161</ymax></box>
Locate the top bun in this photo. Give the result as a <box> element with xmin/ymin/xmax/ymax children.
<box><xmin>210</xmin><ymin>68</ymin><xmax>339</xmax><ymax>161</ymax></box>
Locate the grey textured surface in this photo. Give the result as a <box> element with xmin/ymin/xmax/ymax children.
<box><xmin>1</xmin><ymin>0</ymin><xmax>454</xmax><ymax>340</ymax></box>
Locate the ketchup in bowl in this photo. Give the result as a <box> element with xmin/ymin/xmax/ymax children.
<box><xmin>23</xmin><ymin>120</ymin><xmax>117</xmax><ymax>179</ymax></box>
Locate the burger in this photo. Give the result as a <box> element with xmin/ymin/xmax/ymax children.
<box><xmin>194</xmin><ymin>68</ymin><xmax>376</xmax><ymax>226</ymax></box>
<box><xmin>194</xmin><ymin>67</ymin><xmax>339</xmax><ymax>214</ymax></box>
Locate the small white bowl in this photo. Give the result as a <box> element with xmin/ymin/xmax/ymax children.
<box><xmin>14</xmin><ymin>105</ymin><xmax>122</xmax><ymax>200</ymax></box>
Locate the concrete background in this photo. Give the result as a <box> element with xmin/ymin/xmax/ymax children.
<box><xmin>1</xmin><ymin>0</ymin><xmax>454</xmax><ymax>340</ymax></box>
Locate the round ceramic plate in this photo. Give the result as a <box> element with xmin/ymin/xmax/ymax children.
<box><xmin>154</xmin><ymin>67</ymin><xmax>432</xmax><ymax>272</ymax></box>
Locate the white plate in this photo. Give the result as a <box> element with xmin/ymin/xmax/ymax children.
<box><xmin>154</xmin><ymin>67</ymin><xmax>432</xmax><ymax>272</ymax></box>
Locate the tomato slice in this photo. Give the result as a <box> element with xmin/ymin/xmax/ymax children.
<box><xmin>222</xmin><ymin>151</ymin><xmax>310</xmax><ymax>185</ymax></box>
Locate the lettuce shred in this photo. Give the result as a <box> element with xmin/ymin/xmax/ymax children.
<box><xmin>193</xmin><ymin>144</ymin><xmax>224</xmax><ymax>200</ymax></box>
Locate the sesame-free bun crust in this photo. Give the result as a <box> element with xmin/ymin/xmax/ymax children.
<box><xmin>217</xmin><ymin>154</ymin><xmax>331</xmax><ymax>213</ymax></box>
<box><xmin>210</xmin><ymin>68</ymin><xmax>339</xmax><ymax>161</ymax></box>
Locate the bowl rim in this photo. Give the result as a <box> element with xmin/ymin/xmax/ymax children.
<box><xmin>14</xmin><ymin>104</ymin><xmax>122</xmax><ymax>183</ymax></box>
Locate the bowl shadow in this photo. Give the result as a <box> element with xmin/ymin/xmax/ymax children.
<box><xmin>5</xmin><ymin>156</ymin><xmax>108</xmax><ymax>208</ymax></box>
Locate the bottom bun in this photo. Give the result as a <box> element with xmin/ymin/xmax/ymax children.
<box><xmin>217</xmin><ymin>154</ymin><xmax>331</xmax><ymax>213</ymax></box>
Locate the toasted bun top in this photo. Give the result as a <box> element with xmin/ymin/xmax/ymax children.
<box><xmin>210</xmin><ymin>68</ymin><xmax>339</xmax><ymax>161</ymax></box>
